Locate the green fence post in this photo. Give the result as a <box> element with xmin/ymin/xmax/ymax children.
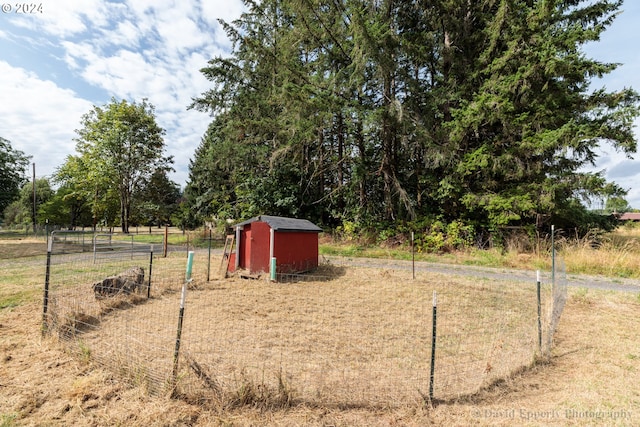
<box><xmin>172</xmin><ymin>251</ymin><xmax>194</xmax><ymax>391</ymax></box>
<box><xmin>270</xmin><ymin>257</ymin><xmax>277</xmax><ymax>282</ymax></box>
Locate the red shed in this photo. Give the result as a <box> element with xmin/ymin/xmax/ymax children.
<box><xmin>229</xmin><ymin>215</ymin><xmax>322</xmax><ymax>276</ymax></box>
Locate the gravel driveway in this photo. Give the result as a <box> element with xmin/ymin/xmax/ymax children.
<box><xmin>324</xmin><ymin>255</ymin><xmax>640</xmax><ymax>293</ymax></box>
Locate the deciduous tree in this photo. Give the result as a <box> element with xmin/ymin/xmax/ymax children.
<box><xmin>0</xmin><ymin>137</ymin><xmax>30</xmax><ymax>216</ymax></box>
<box><xmin>72</xmin><ymin>98</ymin><xmax>173</xmax><ymax>233</ymax></box>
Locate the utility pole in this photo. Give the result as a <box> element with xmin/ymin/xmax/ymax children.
<box><xmin>32</xmin><ymin>163</ymin><xmax>36</xmax><ymax>234</ymax></box>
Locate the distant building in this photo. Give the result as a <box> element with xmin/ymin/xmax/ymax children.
<box><xmin>617</xmin><ymin>212</ymin><xmax>640</xmax><ymax>222</ymax></box>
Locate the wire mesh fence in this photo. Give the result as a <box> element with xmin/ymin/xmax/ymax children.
<box><xmin>43</xmin><ymin>231</ymin><xmax>193</xmax><ymax>393</ymax></box>
<box><xmin>42</xmin><ymin>234</ymin><xmax>567</xmax><ymax>407</ymax></box>
<box><xmin>546</xmin><ymin>257</ymin><xmax>568</xmax><ymax>356</ymax></box>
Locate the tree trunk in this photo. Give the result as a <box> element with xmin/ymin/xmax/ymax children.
<box><xmin>121</xmin><ymin>194</ymin><xmax>130</xmax><ymax>234</ymax></box>
<box><xmin>355</xmin><ymin>112</ymin><xmax>367</xmax><ymax>214</ymax></box>
<box><xmin>381</xmin><ymin>72</ymin><xmax>396</xmax><ymax>221</ymax></box>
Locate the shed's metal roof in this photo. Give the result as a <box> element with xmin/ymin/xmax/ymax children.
<box><xmin>236</xmin><ymin>215</ymin><xmax>322</xmax><ymax>232</ymax></box>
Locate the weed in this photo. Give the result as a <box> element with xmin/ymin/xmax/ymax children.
<box><xmin>0</xmin><ymin>295</ymin><xmax>23</xmax><ymax>310</ymax></box>
<box><xmin>571</xmin><ymin>287</ymin><xmax>590</xmax><ymax>305</ymax></box>
<box><xmin>77</xmin><ymin>340</ymin><xmax>92</xmax><ymax>363</ymax></box>
<box><xmin>224</xmin><ymin>369</ymin><xmax>296</xmax><ymax>410</ymax></box>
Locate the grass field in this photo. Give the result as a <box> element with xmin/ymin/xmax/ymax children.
<box><xmin>53</xmin><ymin>265</ymin><xmax>542</xmax><ymax>406</ymax></box>
<box><xmin>1</xmin><ymin>234</ymin><xmax>640</xmax><ymax>425</ymax></box>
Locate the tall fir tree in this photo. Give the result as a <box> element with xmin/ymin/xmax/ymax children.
<box><xmin>188</xmin><ymin>0</ymin><xmax>639</xmax><ymax>235</ymax></box>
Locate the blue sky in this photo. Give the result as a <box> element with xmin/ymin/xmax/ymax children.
<box><xmin>1</xmin><ymin>1</ymin><xmax>639</xmax><ymax>208</ymax></box>
<box><xmin>0</xmin><ymin>0</ymin><xmax>245</xmax><ymax>194</ymax></box>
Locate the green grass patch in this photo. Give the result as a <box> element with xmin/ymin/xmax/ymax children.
<box><xmin>320</xmin><ymin>244</ymin><xmax>365</xmax><ymax>257</ymax></box>
<box><xmin>0</xmin><ymin>413</ymin><xmax>17</xmax><ymax>427</ymax></box>
<box><xmin>0</xmin><ymin>229</ymin><xmax>36</xmax><ymax>239</ymax></box>
<box><xmin>0</xmin><ymin>293</ymin><xmax>28</xmax><ymax>310</ymax></box>
<box><xmin>113</xmin><ymin>234</ymin><xmax>165</xmax><ymax>244</ymax></box>
<box><xmin>0</xmin><ymin>260</ymin><xmax>44</xmax><ymax>309</ymax></box>
<box><xmin>109</xmin><ymin>231</ymin><xmax>225</xmax><ymax>250</ymax></box>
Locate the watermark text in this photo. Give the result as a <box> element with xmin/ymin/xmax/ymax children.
<box><xmin>472</xmin><ymin>408</ymin><xmax>632</xmax><ymax>422</ymax></box>
<box><xmin>2</xmin><ymin>3</ymin><xmax>43</xmax><ymax>14</ymax></box>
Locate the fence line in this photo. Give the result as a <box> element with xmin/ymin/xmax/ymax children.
<box><xmin>42</xmin><ymin>233</ymin><xmax>567</xmax><ymax>406</ymax></box>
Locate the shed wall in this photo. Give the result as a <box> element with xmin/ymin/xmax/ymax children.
<box><xmin>274</xmin><ymin>231</ymin><xmax>319</xmax><ymax>273</ymax></box>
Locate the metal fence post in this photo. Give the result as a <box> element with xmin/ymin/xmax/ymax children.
<box><xmin>536</xmin><ymin>270</ymin><xmax>542</xmax><ymax>354</ymax></box>
<box><xmin>42</xmin><ymin>237</ymin><xmax>53</xmax><ymax>335</ymax></box>
<box><xmin>551</xmin><ymin>225</ymin><xmax>555</xmax><ymax>287</ymax></box>
<box><xmin>207</xmin><ymin>229</ymin><xmax>212</xmax><ymax>282</ymax></box>
<box><xmin>148</xmin><ymin>250</ymin><xmax>154</xmax><ymax>299</ymax></box>
<box><xmin>429</xmin><ymin>290</ymin><xmax>437</xmax><ymax>401</ymax></box>
<box><xmin>163</xmin><ymin>225</ymin><xmax>168</xmax><ymax>258</ymax></box>
<box><xmin>411</xmin><ymin>231</ymin><xmax>415</xmax><ymax>280</ymax></box>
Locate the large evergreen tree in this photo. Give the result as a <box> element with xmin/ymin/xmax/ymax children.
<box><xmin>188</xmin><ymin>0</ymin><xmax>639</xmax><ymax>234</ymax></box>
<box><xmin>133</xmin><ymin>169</ymin><xmax>182</xmax><ymax>227</ymax></box>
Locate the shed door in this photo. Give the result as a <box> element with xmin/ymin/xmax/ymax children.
<box><xmin>240</xmin><ymin>226</ymin><xmax>251</xmax><ymax>270</ymax></box>
<box><xmin>249</xmin><ymin>222</ymin><xmax>271</xmax><ymax>273</ymax></box>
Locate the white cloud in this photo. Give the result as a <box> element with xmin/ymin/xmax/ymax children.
<box><xmin>61</xmin><ymin>40</ymin><xmax>100</xmax><ymax>70</ymax></box>
<box><xmin>0</xmin><ymin>61</ymin><xmax>92</xmax><ymax>177</ymax></box>
<box><xmin>82</xmin><ymin>49</ymin><xmax>154</xmax><ymax>96</ymax></box>
<box><xmin>156</xmin><ymin>14</ymin><xmax>206</xmax><ymax>53</ymax></box>
<box><xmin>1</xmin><ymin>0</ymin><xmax>245</xmax><ymax>188</ymax></box>
<box><xmin>10</xmin><ymin>0</ymin><xmax>112</xmax><ymax>37</ymax></box>
<box><xmin>107</xmin><ymin>20</ymin><xmax>142</xmax><ymax>48</ymax></box>
<box><xmin>201</xmin><ymin>0</ymin><xmax>245</xmax><ymax>27</ymax></box>
<box><xmin>123</xmin><ymin>0</ymin><xmax>159</xmax><ymax>18</ymax></box>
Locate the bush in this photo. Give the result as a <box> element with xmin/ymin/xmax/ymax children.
<box><xmin>334</xmin><ymin>218</ymin><xmax>475</xmax><ymax>253</ymax></box>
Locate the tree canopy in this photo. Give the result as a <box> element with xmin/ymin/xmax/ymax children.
<box><xmin>62</xmin><ymin>98</ymin><xmax>174</xmax><ymax>232</ymax></box>
<box><xmin>0</xmin><ymin>137</ymin><xmax>31</xmax><ymax>216</ymax></box>
<box><xmin>186</xmin><ymin>0</ymin><xmax>638</xmax><ymax>236</ymax></box>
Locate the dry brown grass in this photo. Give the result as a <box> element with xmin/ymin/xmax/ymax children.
<box><xmin>1</xmin><ymin>287</ymin><xmax>638</xmax><ymax>426</ymax></box>
<box><xmin>49</xmin><ymin>261</ymin><xmax>543</xmax><ymax>409</ymax></box>
<box><xmin>1</xmin><ymin>238</ymin><xmax>640</xmax><ymax>425</ymax></box>
<box><xmin>558</xmin><ymin>230</ymin><xmax>640</xmax><ymax>279</ymax></box>
<box><xmin>0</xmin><ymin>237</ymin><xmax>46</xmax><ymax>259</ymax></box>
